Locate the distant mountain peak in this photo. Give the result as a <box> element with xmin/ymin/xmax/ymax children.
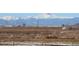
<box><xmin>0</xmin><ymin>13</ymin><xmax>75</xmax><ymax>21</ymax></box>
<box><xmin>32</xmin><ymin>13</ymin><xmax>74</xmax><ymax>19</ymax></box>
<box><xmin>0</xmin><ymin>16</ymin><xmax>19</xmax><ymax>20</ymax></box>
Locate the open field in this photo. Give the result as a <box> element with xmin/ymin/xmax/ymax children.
<box><xmin>0</xmin><ymin>27</ymin><xmax>79</xmax><ymax>46</ymax></box>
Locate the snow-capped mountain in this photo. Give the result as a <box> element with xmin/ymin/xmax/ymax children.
<box><xmin>0</xmin><ymin>13</ymin><xmax>78</xmax><ymax>27</ymax></box>
<box><xmin>0</xmin><ymin>16</ymin><xmax>19</xmax><ymax>20</ymax></box>
<box><xmin>32</xmin><ymin>13</ymin><xmax>74</xmax><ymax>19</ymax></box>
<box><xmin>0</xmin><ymin>13</ymin><xmax>74</xmax><ymax>20</ymax></box>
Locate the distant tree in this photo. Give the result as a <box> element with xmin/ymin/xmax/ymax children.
<box><xmin>22</xmin><ymin>23</ymin><xmax>26</xmax><ymax>27</ymax></box>
<box><xmin>62</xmin><ymin>24</ymin><xmax>65</xmax><ymax>27</ymax></box>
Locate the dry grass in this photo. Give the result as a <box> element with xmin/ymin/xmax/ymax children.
<box><xmin>0</xmin><ymin>27</ymin><xmax>79</xmax><ymax>45</ymax></box>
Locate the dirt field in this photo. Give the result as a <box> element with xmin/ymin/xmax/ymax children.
<box><xmin>0</xmin><ymin>27</ymin><xmax>79</xmax><ymax>46</ymax></box>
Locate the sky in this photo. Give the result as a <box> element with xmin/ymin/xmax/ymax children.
<box><xmin>0</xmin><ymin>13</ymin><xmax>79</xmax><ymax>17</ymax></box>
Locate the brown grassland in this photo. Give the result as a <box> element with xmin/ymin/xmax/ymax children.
<box><xmin>0</xmin><ymin>27</ymin><xmax>79</xmax><ymax>45</ymax></box>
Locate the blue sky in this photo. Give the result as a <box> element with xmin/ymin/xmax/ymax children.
<box><xmin>0</xmin><ymin>13</ymin><xmax>79</xmax><ymax>17</ymax></box>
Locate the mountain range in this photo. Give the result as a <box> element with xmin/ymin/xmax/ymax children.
<box><xmin>0</xmin><ymin>14</ymin><xmax>79</xmax><ymax>27</ymax></box>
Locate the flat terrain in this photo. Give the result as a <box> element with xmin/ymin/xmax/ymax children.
<box><xmin>0</xmin><ymin>27</ymin><xmax>79</xmax><ymax>46</ymax></box>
